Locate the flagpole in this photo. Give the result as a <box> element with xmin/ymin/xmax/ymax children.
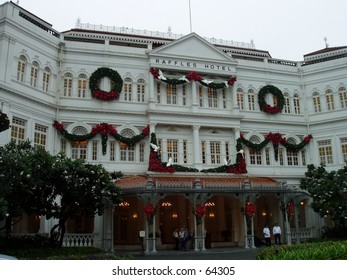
<box><xmin>189</xmin><ymin>0</ymin><xmax>192</xmax><ymax>33</ymax></box>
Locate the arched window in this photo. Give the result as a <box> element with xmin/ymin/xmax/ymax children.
<box><xmin>30</xmin><ymin>61</ymin><xmax>39</xmax><ymax>87</ymax></box>
<box><xmin>71</xmin><ymin>126</ymin><xmax>88</xmax><ymax>159</ymax></box>
<box><xmin>42</xmin><ymin>67</ymin><xmax>51</xmax><ymax>92</ymax></box>
<box><xmin>248</xmin><ymin>136</ymin><xmax>262</xmax><ymax>165</ymax></box>
<box><xmin>248</xmin><ymin>89</ymin><xmax>255</xmax><ymax>111</ymax></box>
<box><xmin>123</xmin><ymin>77</ymin><xmax>132</xmax><ymax>101</ymax></box>
<box><xmin>283</xmin><ymin>92</ymin><xmax>291</xmax><ymax>114</ymax></box>
<box><xmin>17</xmin><ymin>55</ymin><xmax>26</xmax><ymax>82</ymax></box>
<box><xmin>236</xmin><ymin>88</ymin><xmax>244</xmax><ymax>110</ymax></box>
<box><xmin>78</xmin><ymin>74</ymin><xmax>87</xmax><ymax>98</ymax></box>
<box><xmin>137</xmin><ymin>78</ymin><xmax>145</xmax><ymax>102</ymax></box>
<box><xmin>286</xmin><ymin>138</ymin><xmax>299</xmax><ymax>166</ymax></box>
<box><xmin>63</xmin><ymin>73</ymin><xmax>73</xmax><ymax>97</ymax></box>
<box><xmin>338</xmin><ymin>87</ymin><xmax>346</xmax><ymax>109</ymax></box>
<box><xmin>120</xmin><ymin>129</ymin><xmax>135</xmax><ymax>162</ymax></box>
<box><xmin>325</xmin><ymin>89</ymin><xmax>334</xmax><ymax>111</ymax></box>
<box><xmin>293</xmin><ymin>94</ymin><xmax>301</xmax><ymax>114</ymax></box>
<box><xmin>312</xmin><ymin>92</ymin><xmax>321</xmax><ymax>113</ymax></box>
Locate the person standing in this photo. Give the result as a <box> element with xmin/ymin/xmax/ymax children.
<box><xmin>172</xmin><ymin>228</ymin><xmax>180</xmax><ymax>250</ymax></box>
<box><xmin>273</xmin><ymin>223</ymin><xmax>281</xmax><ymax>245</ymax></box>
<box><xmin>179</xmin><ymin>226</ymin><xmax>185</xmax><ymax>250</ymax></box>
<box><xmin>179</xmin><ymin>225</ymin><xmax>190</xmax><ymax>251</ymax></box>
<box><xmin>263</xmin><ymin>224</ymin><xmax>271</xmax><ymax>247</ymax></box>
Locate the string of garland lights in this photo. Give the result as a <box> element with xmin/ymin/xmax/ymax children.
<box><xmin>53</xmin><ymin>121</ymin><xmax>149</xmax><ymax>155</ymax></box>
<box><xmin>150</xmin><ymin>68</ymin><xmax>237</xmax><ymax>89</ymax></box>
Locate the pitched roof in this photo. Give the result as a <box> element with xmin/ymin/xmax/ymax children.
<box><xmin>115</xmin><ymin>175</ymin><xmax>280</xmax><ymax>192</ymax></box>
<box><xmin>304</xmin><ymin>46</ymin><xmax>347</xmax><ymax>57</ymax></box>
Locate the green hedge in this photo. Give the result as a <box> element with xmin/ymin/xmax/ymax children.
<box><xmin>2</xmin><ymin>246</ymin><xmax>133</xmax><ymax>260</ymax></box>
<box><xmin>256</xmin><ymin>240</ymin><xmax>347</xmax><ymax>260</ymax></box>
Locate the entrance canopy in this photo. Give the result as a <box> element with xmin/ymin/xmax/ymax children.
<box><xmin>115</xmin><ymin>172</ymin><xmax>295</xmax><ymax>196</ymax></box>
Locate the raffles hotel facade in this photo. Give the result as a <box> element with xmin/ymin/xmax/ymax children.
<box><xmin>0</xmin><ymin>2</ymin><xmax>346</xmax><ymax>252</ymax></box>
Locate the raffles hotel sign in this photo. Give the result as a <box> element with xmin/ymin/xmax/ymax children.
<box><xmin>151</xmin><ymin>58</ymin><xmax>235</xmax><ymax>73</ymax></box>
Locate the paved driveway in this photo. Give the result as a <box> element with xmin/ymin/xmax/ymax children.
<box><xmin>132</xmin><ymin>248</ymin><xmax>258</xmax><ymax>260</ymax></box>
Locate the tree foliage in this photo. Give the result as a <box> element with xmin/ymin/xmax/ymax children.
<box><xmin>0</xmin><ymin>140</ymin><xmax>55</xmax><ymax>233</ymax></box>
<box><xmin>48</xmin><ymin>154</ymin><xmax>121</xmax><ymax>246</ymax></box>
<box><xmin>300</xmin><ymin>164</ymin><xmax>347</xmax><ymax>227</ymax></box>
<box><xmin>0</xmin><ymin>140</ymin><xmax>122</xmax><ymax>246</ymax></box>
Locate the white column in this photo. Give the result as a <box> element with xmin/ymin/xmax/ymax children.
<box><xmin>251</xmin><ymin>217</ymin><xmax>256</xmax><ymax>248</ymax></box>
<box><xmin>191</xmin><ymin>81</ymin><xmax>199</xmax><ymax>112</ymax></box>
<box><xmin>201</xmin><ymin>218</ymin><xmax>206</xmax><ymax>251</ymax></box>
<box><xmin>0</xmin><ymin>35</ymin><xmax>15</xmax><ymax>82</ymax></box>
<box><xmin>152</xmin><ymin>215</ymin><xmax>157</xmax><ymax>253</ymax></box>
<box><xmin>234</xmin><ymin>127</ymin><xmax>241</xmax><ymax>139</ymax></box>
<box><xmin>194</xmin><ymin>214</ymin><xmax>198</xmax><ymax>251</ymax></box>
<box><xmin>192</xmin><ymin>125</ymin><xmax>201</xmax><ymax>166</ymax></box>
<box><xmin>145</xmin><ymin>221</ymin><xmax>150</xmax><ymax>254</ymax></box>
<box><xmin>284</xmin><ymin>209</ymin><xmax>292</xmax><ymax>245</ymax></box>
<box><xmin>243</xmin><ymin>214</ymin><xmax>249</xmax><ymax>249</ymax></box>
<box><xmin>149</xmin><ymin>73</ymin><xmax>156</xmax><ymax>110</ymax></box>
<box><xmin>92</xmin><ymin>214</ymin><xmax>103</xmax><ymax>249</ymax></box>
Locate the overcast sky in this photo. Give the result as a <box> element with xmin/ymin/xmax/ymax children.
<box><xmin>4</xmin><ymin>0</ymin><xmax>346</xmax><ymax>61</ymax></box>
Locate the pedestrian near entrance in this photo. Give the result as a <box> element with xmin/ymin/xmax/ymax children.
<box><xmin>263</xmin><ymin>224</ymin><xmax>271</xmax><ymax>247</ymax></box>
<box><xmin>173</xmin><ymin>228</ymin><xmax>180</xmax><ymax>250</ymax></box>
<box><xmin>273</xmin><ymin>223</ymin><xmax>281</xmax><ymax>245</ymax></box>
<box><xmin>179</xmin><ymin>226</ymin><xmax>190</xmax><ymax>251</ymax></box>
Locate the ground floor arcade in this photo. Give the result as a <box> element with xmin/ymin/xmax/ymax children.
<box><xmin>111</xmin><ymin>174</ymin><xmax>320</xmax><ymax>253</ymax></box>
<box><xmin>3</xmin><ymin>174</ymin><xmax>323</xmax><ymax>252</ymax></box>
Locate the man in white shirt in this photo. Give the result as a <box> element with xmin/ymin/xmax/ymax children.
<box><xmin>273</xmin><ymin>222</ymin><xmax>281</xmax><ymax>245</ymax></box>
<box><xmin>263</xmin><ymin>224</ymin><xmax>271</xmax><ymax>247</ymax></box>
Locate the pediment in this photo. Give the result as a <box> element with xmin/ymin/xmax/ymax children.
<box><xmin>150</xmin><ymin>33</ymin><xmax>237</xmax><ymax>65</ymax></box>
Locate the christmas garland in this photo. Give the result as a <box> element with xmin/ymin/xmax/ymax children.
<box><xmin>243</xmin><ymin>201</ymin><xmax>256</xmax><ymax>218</ymax></box>
<box><xmin>89</xmin><ymin>67</ymin><xmax>123</xmax><ymax>101</ymax></box>
<box><xmin>201</xmin><ymin>138</ymin><xmax>247</xmax><ymax>174</ymax></box>
<box><xmin>240</xmin><ymin>132</ymin><xmax>312</xmax><ymax>161</ymax></box>
<box><xmin>144</xmin><ymin>203</ymin><xmax>156</xmax><ymax>224</ymax></box>
<box><xmin>148</xmin><ymin>133</ymin><xmax>246</xmax><ymax>174</ymax></box>
<box><xmin>148</xmin><ymin>132</ymin><xmax>178</xmax><ymax>173</ymax></box>
<box><xmin>194</xmin><ymin>204</ymin><xmax>207</xmax><ymax>218</ymax></box>
<box><xmin>194</xmin><ymin>204</ymin><xmax>207</xmax><ymax>223</ymax></box>
<box><xmin>280</xmin><ymin>199</ymin><xmax>294</xmax><ymax>217</ymax></box>
<box><xmin>258</xmin><ymin>85</ymin><xmax>284</xmax><ymax>114</ymax></box>
<box><xmin>150</xmin><ymin>68</ymin><xmax>237</xmax><ymax>89</ymax></box>
<box><xmin>53</xmin><ymin>121</ymin><xmax>149</xmax><ymax>155</ymax></box>
<box><xmin>0</xmin><ymin>112</ymin><xmax>10</xmax><ymax>132</ymax></box>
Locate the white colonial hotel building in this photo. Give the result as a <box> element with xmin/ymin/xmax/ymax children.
<box><xmin>0</xmin><ymin>2</ymin><xmax>346</xmax><ymax>252</ymax></box>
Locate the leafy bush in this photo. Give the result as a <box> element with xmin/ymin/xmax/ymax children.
<box><xmin>0</xmin><ymin>234</ymin><xmax>132</xmax><ymax>259</ymax></box>
<box><xmin>256</xmin><ymin>240</ymin><xmax>347</xmax><ymax>260</ymax></box>
<box><xmin>0</xmin><ymin>234</ymin><xmax>53</xmax><ymax>250</ymax></box>
<box><xmin>321</xmin><ymin>225</ymin><xmax>347</xmax><ymax>239</ymax></box>
<box><xmin>2</xmin><ymin>246</ymin><xmax>133</xmax><ymax>260</ymax></box>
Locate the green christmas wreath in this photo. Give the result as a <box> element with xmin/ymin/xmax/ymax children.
<box><xmin>89</xmin><ymin>67</ymin><xmax>123</xmax><ymax>101</ymax></box>
<box><xmin>258</xmin><ymin>85</ymin><xmax>284</xmax><ymax>114</ymax></box>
